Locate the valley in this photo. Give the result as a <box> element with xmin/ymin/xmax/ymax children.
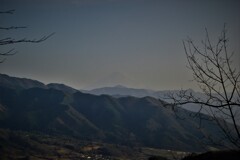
<box><xmin>0</xmin><ymin>128</ymin><xmax>188</xmax><ymax>160</ymax></box>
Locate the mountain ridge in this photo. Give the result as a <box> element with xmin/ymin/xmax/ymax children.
<box><xmin>0</xmin><ymin>73</ymin><xmax>231</xmax><ymax>151</ymax></box>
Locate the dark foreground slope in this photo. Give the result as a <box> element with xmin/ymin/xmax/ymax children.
<box><xmin>182</xmin><ymin>150</ymin><xmax>240</xmax><ymax>160</ymax></box>
<box><xmin>0</xmin><ymin>74</ymin><xmax>228</xmax><ymax>152</ymax></box>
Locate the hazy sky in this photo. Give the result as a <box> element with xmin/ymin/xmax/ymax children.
<box><xmin>0</xmin><ymin>0</ymin><xmax>239</xmax><ymax>90</ymax></box>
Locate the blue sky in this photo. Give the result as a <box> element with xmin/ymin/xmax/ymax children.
<box><xmin>0</xmin><ymin>0</ymin><xmax>239</xmax><ymax>90</ymax></box>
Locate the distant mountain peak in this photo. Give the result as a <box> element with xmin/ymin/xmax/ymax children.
<box><xmin>114</xmin><ymin>85</ymin><xmax>127</xmax><ymax>88</ymax></box>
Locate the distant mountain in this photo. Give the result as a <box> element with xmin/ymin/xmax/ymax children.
<box><xmin>82</xmin><ymin>86</ymin><xmax>211</xmax><ymax>113</ymax></box>
<box><xmin>86</xmin><ymin>72</ymin><xmax>134</xmax><ymax>90</ymax></box>
<box><xmin>83</xmin><ymin>85</ymin><xmax>190</xmax><ymax>99</ymax></box>
<box><xmin>83</xmin><ymin>85</ymin><xmax>155</xmax><ymax>98</ymax></box>
<box><xmin>0</xmin><ymin>74</ymin><xmax>231</xmax><ymax>151</ymax></box>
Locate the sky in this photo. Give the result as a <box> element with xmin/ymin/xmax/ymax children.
<box><xmin>0</xmin><ymin>0</ymin><xmax>240</xmax><ymax>90</ymax></box>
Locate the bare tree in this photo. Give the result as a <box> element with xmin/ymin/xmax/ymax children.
<box><xmin>0</xmin><ymin>9</ymin><xmax>54</xmax><ymax>63</ymax></box>
<box><xmin>167</xmin><ymin>24</ymin><xmax>240</xmax><ymax>148</ymax></box>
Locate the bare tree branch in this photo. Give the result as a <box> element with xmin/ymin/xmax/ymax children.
<box><xmin>0</xmin><ymin>33</ymin><xmax>55</xmax><ymax>46</ymax></box>
<box><xmin>0</xmin><ymin>26</ymin><xmax>27</xmax><ymax>30</ymax></box>
<box><xmin>0</xmin><ymin>10</ymin><xmax>15</xmax><ymax>14</ymax></box>
<box><xmin>0</xmin><ymin>10</ymin><xmax>54</xmax><ymax>63</ymax></box>
<box><xmin>167</xmin><ymin>24</ymin><xmax>240</xmax><ymax>148</ymax></box>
